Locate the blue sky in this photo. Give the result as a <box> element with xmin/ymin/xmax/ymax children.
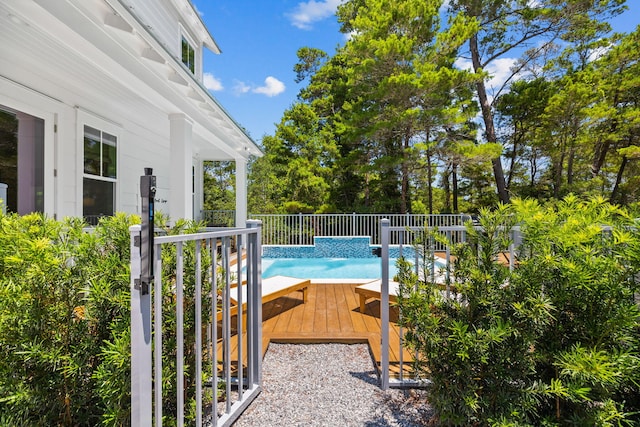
<box><xmin>191</xmin><ymin>0</ymin><xmax>639</xmax><ymax>145</ymax></box>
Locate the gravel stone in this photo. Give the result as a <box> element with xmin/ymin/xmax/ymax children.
<box><xmin>232</xmin><ymin>343</ymin><xmax>434</xmax><ymax>426</ymax></box>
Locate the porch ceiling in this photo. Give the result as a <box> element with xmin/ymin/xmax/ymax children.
<box><xmin>0</xmin><ymin>0</ymin><xmax>261</xmax><ymax>161</ymax></box>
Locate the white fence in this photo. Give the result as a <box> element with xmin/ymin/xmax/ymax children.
<box><xmin>130</xmin><ymin>222</ymin><xmax>263</xmax><ymax>427</ymax></box>
<box><xmin>248</xmin><ymin>213</ymin><xmax>471</xmax><ymax>246</ymax></box>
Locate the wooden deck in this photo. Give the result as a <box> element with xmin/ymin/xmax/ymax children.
<box><xmin>218</xmin><ymin>282</ymin><xmax>413</xmax><ymax>380</ymax></box>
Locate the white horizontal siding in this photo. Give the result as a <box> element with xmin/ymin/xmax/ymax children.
<box><xmin>126</xmin><ymin>0</ymin><xmax>203</xmax><ymax>73</ymax></box>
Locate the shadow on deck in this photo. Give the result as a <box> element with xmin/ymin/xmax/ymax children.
<box><xmin>219</xmin><ymin>282</ymin><xmax>412</xmax><ymax>381</ymax></box>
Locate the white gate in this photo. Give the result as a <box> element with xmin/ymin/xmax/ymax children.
<box><xmin>130</xmin><ymin>221</ymin><xmax>263</xmax><ymax>426</ymax></box>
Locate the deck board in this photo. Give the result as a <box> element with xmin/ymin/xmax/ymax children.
<box><xmin>217</xmin><ymin>282</ymin><xmax>413</xmax><ymax>380</ymax></box>
<box><xmin>312</xmin><ymin>284</ymin><xmax>327</xmax><ymax>332</ymax></box>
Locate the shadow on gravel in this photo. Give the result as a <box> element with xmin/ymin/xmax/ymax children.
<box><xmin>350</xmin><ymin>371</ymin><xmax>436</xmax><ymax>426</ymax></box>
<box><xmin>379</xmin><ymin>389</ymin><xmax>435</xmax><ymax>427</ymax></box>
<box><xmin>363</xmin><ymin>418</ymin><xmax>395</xmax><ymax>427</ymax></box>
<box><xmin>349</xmin><ymin>370</ymin><xmax>380</xmax><ymax>386</ymax></box>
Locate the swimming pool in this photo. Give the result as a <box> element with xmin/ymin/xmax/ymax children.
<box><xmin>261</xmin><ymin>257</ymin><xmax>399</xmax><ymax>280</ymax></box>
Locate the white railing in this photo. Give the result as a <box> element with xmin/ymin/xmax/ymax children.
<box><xmin>379</xmin><ymin>220</ymin><xmax>520</xmax><ymax>389</ymax></box>
<box><xmin>250</xmin><ymin>213</ymin><xmax>471</xmax><ymax>246</ymax></box>
<box><xmin>130</xmin><ymin>221</ymin><xmax>262</xmax><ymax>427</ymax></box>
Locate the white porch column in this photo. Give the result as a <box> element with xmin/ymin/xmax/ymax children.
<box><xmin>193</xmin><ymin>157</ymin><xmax>204</xmax><ymax>222</ymax></box>
<box><xmin>235</xmin><ymin>157</ymin><xmax>248</xmax><ymax>227</ymax></box>
<box><xmin>169</xmin><ymin>114</ymin><xmax>193</xmax><ymax>222</ymax></box>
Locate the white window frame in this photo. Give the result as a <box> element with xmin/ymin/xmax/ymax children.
<box><xmin>0</xmin><ymin>81</ymin><xmax>57</xmax><ymax>218</ymax></box>
<box><xmin>179</xmin><ymin>25</ymin><xmax>200</xmax><ymax>78</ymax></box>
<box><xmin>76</xmin><ymin>109</ymin><xmax>121</xmax><ymax>219</ymax></box>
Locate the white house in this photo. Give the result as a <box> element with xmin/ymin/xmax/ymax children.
<box><xmin>0</xmin><ymin>0</ymin><xmax>261</xmax><ymax>225</ymax></box>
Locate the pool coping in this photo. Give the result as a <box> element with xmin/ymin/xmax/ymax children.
<box><xmin>308</xmin><ymin>278</ymin><xmax>375</xmax><ymax>285</ymax></box>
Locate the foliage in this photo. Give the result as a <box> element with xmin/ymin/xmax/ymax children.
<box><xmin>0</xmin><ymin>212</ymin><xmax>137</xmax><ymax>426</ymax></box>
<box><xmin>203</xmin><ymin>161</ymin><xmax>235</xmax><ymax>212</ymax></box>
<box><xmin>397</xmin><ymin>196</ymin><xmax>640</xmax><ymax>425</ymax></box>
<box><xmin>0</xmin><ymin>212</ymin><xmax>215</xmax><ymax>426</ymax></box>
<box><xmin>244</xmin><ymin>1</ymin><xmax>640</xmax><ymax>214</ymax></box>
<box><xmin>153</xmin><ymin>217</ymin><xmax>214</xmax><ymax>426</ymax></box>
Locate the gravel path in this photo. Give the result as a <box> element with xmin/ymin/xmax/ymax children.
<box><xmin>232</xmin><ymin>343</ymin><xmax>434</xmax><ymax>426</ymax></box>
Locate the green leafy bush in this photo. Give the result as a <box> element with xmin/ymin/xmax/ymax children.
<box><xmin>398</xmin><ymin>197</ymin><xmax>640</xmax><ymax>426</ymax></box>
<box><xmin>0</xmin><ymin>212</ymin><xmax>137</xmax><ymax>426</ymax></box>
<box><xmin>153</xmin><ymin>217</ymin><xmax>215</xmax><ymax>426</ymax></box>
<box><xmin>0</xmin><ymin>212</ymin><xmax>216</xmax><ymax>426</ymax></box>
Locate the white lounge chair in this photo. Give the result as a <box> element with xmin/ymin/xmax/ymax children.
<box><xmin>355</xmin><ymin>257</ymin><xmax>453</xmax><ymax>312</ymax></box>
<box><xmin>354</xmin><ymin>279</ymin><xmax>400</xmax><ymax>313</ymax></box>
<box><xmin>228</xmin><ymin>275</ymin><xmax>309</xmax><ymax>307</ymax></box>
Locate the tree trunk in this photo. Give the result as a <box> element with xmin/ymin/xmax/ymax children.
<box><xmin>507</xmin><ymin>131</ymin><xmax>520</xmax><ymax>189</ymax></box>
<box><xmin>567</xmin><ymin>146</ymin><xmax>575</xmax><ymax>186</ymax></box>
<box><xmin>592</xmin><ymin>140</ymin><xmax>611</xmax><ymax>178</ymax></box>
<box><xmin>592</xmin><ymin>91</ymin><xmax>620</xmax><ymax>178</ymax></box>
<box><xmin>427</xmin><ymin>144</ymin><xmax>433</xmax><ymax>215</ymax></box>
<box><xmin>610</xmin><ymin>155</ymin><xmax>628</xmax><ymax>204</ymax></box>
<box><xmin>443</xmin><ymin>167</ymin><xmax>451</xmax><ymax>213</ymax></box>
<box><xmin>530</xmin><ymin>150</ymin><xmax>539</xmax><ymax>189</ymax></box>
<box><xmin>452</xmin><ymin>162</ymin><xmax>459</xmax><ymax>213</ymax></box>
<box><xmin>401</xmin><ymin>133</ymin><xmax>410</xmax><ymax>214</ymax></box>
<box><xmin>554</xmin><ymin>148</ymin><xmax>566</xmax><ymax>199</ymax></box>
<box><xmin>469</xmin><ymin>33</ymin><xmax>510</xmax><ymax>203</ymax></box>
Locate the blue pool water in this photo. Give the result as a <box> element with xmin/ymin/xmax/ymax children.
<box><xmin>261</xmin><ymin>257</ymin><xmax>399</xmax><ymax>280</ymax></box>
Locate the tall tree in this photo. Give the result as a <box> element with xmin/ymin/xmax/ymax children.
<box><xmin>587</xmin><ymin>28</ymin><xmax>640</xmax><ymax>199</ymax></box>
<box><xmin>495</xmin><ymin>78</ymin><xmax>555</xmax><ymax>197</ymax></box>
<box><xmin>296</xmin><ymin>48</ymin><xmax>371</xmax><ymax>211</ymax></box>
<box><xmin>448</xmin><ymin>0</ymin><xmax>627</xmax><ymax>203</ymax></box>
<box><xmin>203</xmin><ymin>161</ymin><xmax>235</xmax><ymax>211</ymax></box>
<box><xmin>336</xmin><ymin>0</ymin><xmax>478</xmax><ymax>212</ymax></box>
<box><xmin>256</xmin><ymin>102</ymin><xmax>337</xmax><ymax>213</ymax></box>
<box><xmin>246</xmin><ymin>0</ymin><xmax>640</xmax><ymax>212</ymax></box>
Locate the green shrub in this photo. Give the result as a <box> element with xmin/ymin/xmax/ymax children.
<box><xmin>0</xmin><ymin>212</ymin><xmax>216</xmax><ymax>426</ymax></box>
<box><xmin>0</xmin><ymin>212</ymin><xmax>137</xmax><ymax>426</ymax></box>
<box><xmin>398</xmin><ymin>197</ymin><xmax>640</xmax><ymax>426</ymax></box>
<box><xmin>154</xmin><ymin>217</ymin><xmax>215</xmax><ymax>426</ymax></box>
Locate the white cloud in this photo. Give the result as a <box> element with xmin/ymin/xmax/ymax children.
<box><xmin>486</xmin><ymin>57</ymin><xmax>517</xmax><ymax>91</ymax></box>
<box><xmin>233</xmin><ymin>80</ymin><xmax>251</xmax><ymax>95</ymax></box>
<box><xmin>287</xmin><ymin>0</ymin><xmax>344</xmax><ymax>30</ymax></box>
<box><xmin>230</xmin><ymin>77</ymin><xmax>286</xmax><ymax>97</ymax></box>
<box><xmin>203</xmin><ymin>72</ymin><xmax>223</xmax><ymax>91</ymax></box>
<box><xmin>454</xmin><ymin>57</ymin><xmax>518</xmax><ymax>92</ymax></box>
<box><xmin>344</xmin><ymin>29</ymin><xmax>358</xmax><ymax>42</ymax></box>
<box><xmin>253</xmin><ymin>76</ymin><xmax>286</xmax><ymax>97</ymax></box>
<box><xmin>588</xmin><ymin>44</ymin><xmax>611</xmax><ymax>63</ymax></box>
<box><xmin>454</xmin><ymin>57</ymin><xmax>473</xmax><ymax>71</ymax></box>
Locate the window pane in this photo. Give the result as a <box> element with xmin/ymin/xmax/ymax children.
<box><xmin>188</xmin><ymin>46</ymin><xmax>195</xmax><ymax>73</ymax></box>
<box><xmin>102</xmin><ymin>132</ymin><xmax>117</xmax><ymax>178</ymax></box>
<box><xmin>84</xmin><ymin>126</ymin><xmax>101</xmax><ymax>175</ymax></box>
<box><xmin>0</xmin><ymin>108</ymin><xmax>45</xmax><ymax>214</ymax></box>
<box><xmin>182</xmin><ymin>37</ymin><xmax>195</xmax><ymax>73</ymax></box>
<box><xmin>182</xmin><ymin>38</ymin><xmax>190</xmax><ymax>69</ymax></box>
<box><xmin>83</xmin><ymin>177</ymin><xmax>114</xmax><ymax>218</ymax></box>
